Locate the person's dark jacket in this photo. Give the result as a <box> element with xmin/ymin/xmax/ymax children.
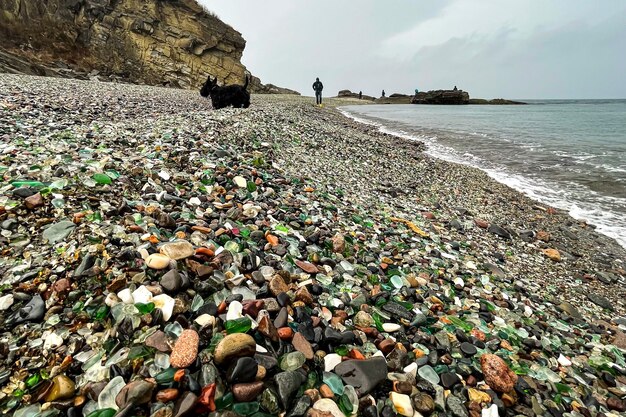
<box><xmin>313</xmin><ymin>81</ymin><xmax>323</xmax><ymax>92</ymax></box>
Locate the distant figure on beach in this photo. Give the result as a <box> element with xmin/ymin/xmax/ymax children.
<box><xmin>381</xmin><ymin>90</ymin><xmax>385</xmax><ymax>98</ymax></box>
<box><xmin>453</xmin><ymin>86</ymin><xmax>458</xmax><ymax>91</ymax></box>
<box><xmin>359</xmin><ymin>91</ymin><xmax>362</xmax><ymax>99</ymax></box>
<box><xmin>415</xmin><ymin>88</ymin><xmax>419</xmax><ymax>94</ymax></box>
<box><xmin>312</xmin><ymin>77</ymin><xmax>324</xmax><ymax>105</ymax></box>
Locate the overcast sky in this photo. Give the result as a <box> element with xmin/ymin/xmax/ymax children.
<box><xmin>200</xmin><ymin>0</ymin><xmax>626</xmax><ymax>99</ymax></box>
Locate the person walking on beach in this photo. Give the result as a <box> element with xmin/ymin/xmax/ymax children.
<box><xmin>312</xmin><ymin>77</ymin><xmax>324</xmax><ymax>105</ymax></box>
<box><xmin>359</xmin><ymin>91</ymin><xmax>362</xmax><ymax>99</ymax></box>
<box><xmin>381</xmin><ymin>90</ymin><xmax>385</xmax><ymax>98</ymax></box>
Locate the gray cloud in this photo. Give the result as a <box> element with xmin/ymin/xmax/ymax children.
<box><xmin>200</xmin><ymin>0</ymin><xmax>626</xmax><ymax>99</ymax></box>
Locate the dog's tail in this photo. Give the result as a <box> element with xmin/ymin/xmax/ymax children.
<box><xmin>243</xmin><ymin>75</ymin><xmax>249</xmax><ymax>90</ymax></box>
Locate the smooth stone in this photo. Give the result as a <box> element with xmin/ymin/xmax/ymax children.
<box><xmin>382</xmin><ymin>323</ymin><xmax>401</xmax><ymax>333</ymax></box>
<box><xmin>146</xmin><ymin>253</ymin><xmax>172</xmax><ymax>269</ymax></box>
<box><xmin>132</xmin><ymin>285</ymin><xmax>153</xmax><ymax>304</ymax></box>
<box><xmin>286</xmin><ymin>395</ymin><xmax>311</xmax><ymax>417</ymax></box>
<box><xmin>292</xmin><ymin>332</ymin><xmax>314</xmax><ymax>360</ymax></box>
<box><xmin>480</xmin><ymin>354</ymin><xmax>518</xmax><ymax>393</ymax></box>
<box><xmin>160</xmin><ymin>240</ymin><xmax>195</xmax><ymax>260</ymax></box>
<box><xmin>312</xmin><ymin>398</ymin><xmax>344</xmax><ymax>417</ymax></box>
<box><xmin>446</xmin><ymin>395</ymin><xmax>469</xmax><ymax>417</ymax></box>
<box><xmin>460</xmin><ymin>342</ymin><xmax>477</xmax><ymax>356</ymax></box>
<box><xmin>170</xmin><ymin>329</ymin><xmax>199</xmax><ymax>368</ymax></box>
<box><xmin>482</xmin><ymin>404</ymin><xmax>499</xmax><ymax>417</ymax></box>
<box><xmin>228</xmin><ymin>357</ymin><xmax>259</xmax><ymax>384</ymax></box>
<box><xmin>172</xmin><ymin>392</ymin><xmax>197</xmax><ymax>417</ymax></box>
<box><xmin>152</xmin><ymin>294</ymin><xmax>176</xmax><ymax>321</ymax></box>
<box><xmin>226</xmin><ymin>300</ymin><xmax>244</xmax><ymax>321</ymax></box>
<box><xmin>390</xmin><ymin>392</ymin><xmax>414</xmax><ymax>417</ymax></box>
<box><xmin>161</xmin><ymin>270</ymin><xmax>183</xmax><ymax>293</ymax></box>
<box><xmin>214</xmin><ymin>333</ymin><xmax>257</xmax><ymax>365</ymax></box>
<box><xmin>8</xmin><ymin>294</ymin><xmax>45</xmax><ymax>325</ymax></box>
<box><xmin>44</xmin><ymin>332</ymin><xmax>64</xmax><ymax>350</ymax></box>
<box><xmin>274</xmin><ymin>371</ymin><xmax>306</xmax><ymax>408</ymax></box>
<box><xmin>155</xmin><ymin>388</ymin><xmax>179</xmax><ymax>403</ymax></box>
<box><xmin>353</xmin><ymin>311</ymin><xmax>374</xmax><ymax>328</ymax></box>
<box><xmin>0</xmin><ymin>294</ymin><xmax>14</xmax><ymax>311</ymax></box>
<box><xmin>412</xmin><ymin>392</ymin><xmax>435</xmax><ymax>415</ymax></box>
<box><xmin>232</xmin><ymin>381</ymin><xmax>265</xmax><ymax>402</ymax></box>
<box><xmin>334</xmin><ymin>357</ymin><xmax>387</xmax><ymax>395</ymax></box>
<box><xmin>324</xmin><ymin>353</ymin><xmax>342</xmax><ymax>372</ymax></box>
<box><xmin>146</xmin><ymin>330</ymin><xmax>171</xmax><ymax>352</ymax></box>
<box><xmin>441</xmin><ymin>372</ymin><xmax>461</xmax><ymax>389</ymax></box>
<box><xmin>233</xmin><ymin>176</ymin><xmax>247</xmax><ymax>187</ymax></box>
<box><xmin>42</xmin><ymin>220</ymin><xmax>76</xmax><ymax>243</ymax></box>
<box><xmin>98</xmin><ymin>376</ymin><xmax>126</xmax><ymax>410</ymax></box>
<box><xmin>44</xmin><ymin>375</ymin><xmax>76</xmax><ymax>402</ymax></box>
<box><xmin>115</xmin><ymin>380</ymin><xmax>155</xmax><ymax>408</ymax></box>
<box><xmin>588</xmin><ymin>293</ymin><xmax>614</xmax><ymax>311</ymax></box>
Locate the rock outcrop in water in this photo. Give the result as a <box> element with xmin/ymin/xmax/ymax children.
<box><xmin>0</xmin><ymin>0</ymin><xmax>297</xmax><ymax>93</ymax></box>
<box><xmin>412</xmin><ymin>89</ymin><xmax>470</xmax><ymax>105</ymax></box>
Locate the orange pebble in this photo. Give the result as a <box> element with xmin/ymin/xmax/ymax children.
<box><xmin>277</xmin><ymin>327</ymin><xmax>294</xmax><ymax>340</ymax></box>
<box><xmin>174</xmin><ymin>369</ymin><xmax>186</xmax><ymax>382</ymax></box>
<box><xmin>348</xmin><ymin>349</ymin><xmax>365</xmax><ymax>360</ymax></box>
<box><xmin>266</xmin><ymin>234</ymin><xmax>279</xmax><ymax>246</ymax></box>
<box><xmin>195</xmin><ymin>247</ymin><xmax>215</xmax><ymax>257</ymax></box>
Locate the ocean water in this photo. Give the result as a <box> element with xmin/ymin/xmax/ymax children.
<box><xmin>340</xmin><ymin>100</ymin><xmax>626</xmax><ymax>248</ymax></box>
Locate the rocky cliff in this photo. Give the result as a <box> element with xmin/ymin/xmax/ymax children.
<box><xmin>0</xmin><ymin>0</ymin><xmax>296</xmax><ymax>93</ymax></box>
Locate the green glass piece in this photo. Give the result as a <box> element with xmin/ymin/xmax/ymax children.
<box><xmin>92</xmin><ymin>173</ymin><xmax>112</xmax><ymax>185</ymax></box>
<box><xmin>25</xmin><ymin>373</ymin><xmax>41</xmax><ymax>388</ymax></box>
<box><xmin>322</xmin><ymin>372</ymin><xmax>344</xmax><ymax>396</ymax></box>
<box><xmin>94</xmin><ymin>305</ymin><xmax>109</xmax><ymax>320</ymax></box>
<box><xmin>275</xmin><ymin>224</ymin><xmax>289</xmax><ymax>233</ymax></box>
<box><xmin>247</xmin><ymin>182</ymin><xmax>257</xmax><ymax>192</ymax></box>
<box><xmin>11</xmin><ymin>180</ymin><xmax>45</xmax><ymax>188</ymax></box>
<box><xmin>338</xmin><ymin>394</ymin><xmax>354</xmax><ymax>415</ymax></box>
<box><xmin>280</xmin><ymin>352</ymin><xmax>306</xmax><ymax>371</ymax></box>
<box><xmin>86</xmin><ymin>409</ymin><xmax>116</xmax><ymax>417</ymax></box>
<box><xmin>232</xmin><ymin>402</ymin><xmax>260</xmax><ymax>416</ymax></box>
<box><xmin>554</xmin><ymin>383</ymin><xmax>571</xmax><ymax>394</ymax></box>
<box><xmin>224</xmin><ymin>240</ymin><xmax>240</xmax><ymax>253</ymax></box>
<box><xmin>128</xmin><ymin>345</ymin><xmax>153</xmax><ymax>360</ymax></box>
<box><xmin>390</xmin><ymin>275</ymin><xmax>403</xmax><ymax>289</ymax></box>
<box><xmin>259</xmin><ymin>389</ymin><xmax>280</xmax><ymax>414</ymax></box>
<box><xmin>191</xmin><ymin>295</ymin><xmax>204</xmax><ymax>312</ymax></box>
<box><xmin>155</xmin><ymin>368</ymin><xmax>176</xmax><ymax>385</ymax></box>
<box><xmin>225</xmin><ymin>317</ymin><xmax>252</xmax><ymax>334</ymax></box>
<box><xmin>135</xmin><ymin>302</ymin><xmax>155</xmax><ymax>314</ymax></box>
<box><xmin>334</xmin><ymin>346</ymin><xmax>349</xmax><ymax>357</ymax></box>
<box><xmin>371</xmin><ymin>312</ymin><xmax>384</xmax><ymax>332</ymax></box>
<box><xmin>209</xmin><ymin>333</ymin><xmax>224</xmax><ymax>352</ymax></box>
<box><xmin>105</xmin><ymin>170</ymin><xmax>121</xmax><ymax>179</ymax></box>
<box><xmin>215</xmin><ymin>392</ymin><xmax>234</xmax><ymax>410</ymax></box>
<box><xmin>306</xmin><ymin>371</ymin><xmax>318</xmax><ymax>389</ymax></box>
<box><xmin>448</xmin><ymin>316</ymin><xmax>473</xmax><ymax>332</ymax></box>
<box><xmin>433</xmin><ymin>364</ymin><xmax>449</xmax><ymax>374</ymax></box>
<box><xmin>240</xmin><ymin>228</ymin><xmax>251</xmax><ymax>238</ymax></box>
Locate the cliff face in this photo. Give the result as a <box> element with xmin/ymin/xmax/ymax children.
<box><xmin>0</xmin><ymin>0</ymin><xmax>295</xmax><ymax>93</ymax></box>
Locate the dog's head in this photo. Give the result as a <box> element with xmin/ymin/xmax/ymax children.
<box><xmin>200</xmin><ymin>76</ymin><xmax>218</xmax><ymax>98</ymax></box>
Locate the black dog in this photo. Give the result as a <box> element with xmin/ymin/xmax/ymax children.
<box><xmin>200</xmin><ymin>75</ymin><xmax>250</xmax><ymax>109</ymax></box>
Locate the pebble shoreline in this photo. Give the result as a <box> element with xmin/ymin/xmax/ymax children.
<box><xmin>1</xmin><ymin>74</ymin><xmax>626</xmax><ymax>417</ymax></box>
